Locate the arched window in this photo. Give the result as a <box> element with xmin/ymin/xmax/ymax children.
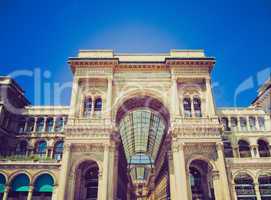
<box><xmin>84</xmin><ymin>97</ymin><xmax>92</xmax><ymax>116</ymax></box>
<box><xmin>94</xmin><ymin>97</ymin><xmax>102</xmax><ymax>111</ymax></box>
<box><xmin>0</xmin><ymin>173</ymin><xmax>6</xmax><ymax>198</ymax></box>
<box><xmin>258</xmin><ymin>140</ymin><xmax>270</xmax><ymax>157</ymax></box>
<box><xmin>35</xmin><ymin>141</ymin><xmax>47</xmax><ymax>158</ymax></box>
<box><xmin>240</xmin><ymin>117</ymin><xmax>248</xmax><ymax>131</ymax></box>
<box><xmin>26</xmin><ymin>117</ymin><xmax>35</xmax><ymax>132</ymax></box>
<box><xmin>183</xmin><ymin>98</ymin><xmax>192</xmax><ymax>117</ymax></box>
<box><xmin>15</xmin><ymin>141</ymin><xmax>28</xmax><ymax>156</ymax></box>
<box><xmin>193</xmin><ymin>97</ymin><xmax>202</xmax><ymax>117</ymax></box>
<box><xmin>9</xmin><ymin>174</ymin><xmax>30</xmax><ymax>199</ymax></box>
<box><xmin>33</xmin><ymin>174</ymin><xmax>54</xmax><ymax>198</ymax></box>
<box><xmin>258</xmin><ymin>117</ymin><xmax>265</xmax><ymax>130</ymax></box>
<box><xmin>85</xmin><ymin>167</ymin><xmax>99</xmax><ymax>199</ymax></box>
<box><xmin>234</xmin><ymin>173</ymin><xmax>256</xmax><ymax>200</ymax></box>
<box><xmin>36</xmin><ymin>117</ymin><xmax>45</xmax><ymax>132</ymax></box>
<box><xmin>221</xmin><ymin>117</ymin><xmax>230</xmax><ymax>131</ymax></box>
<box><xmin>17</xmin><ymin>118</ymin><xmax>26</xmax><ymax>134</ymax></box>
<box><xmin>55</xmin><ymin>117</ymin><xmax>64</xmax><ymax>132</ymax></box>
<box><xmin>231</xmin><ymin>117</ymin><xmax>238</xmax><ymax>131</ymax></box>
<box><xmin>238</xmin><ymin>140</ymin><xmax>251</xmax><ymax>158</ymax></box>
<box><xmin>249</xmin><ymin>116</ymin><xmax>256</xmax><ymax>130</ymax></box>
<box><xmin>223</xmin><ymin>140</ymin><xmax>233</xmax><ymax>157</ymax></box>
<box><xmin>53</xmin><ymin>141</ymin><xmax>64</xmax><ymax>161</ymax></box>
<box><xmin>259</xmin><ymin>174</ymin><xmax>271</xmax><ymax>199</ymax></box>
<box><xmin>45</xmin><ymin>117</ymin><xmax>54</xmax><ymax>132</ymax></box>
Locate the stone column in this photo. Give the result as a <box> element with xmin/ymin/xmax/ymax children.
<box><xmin>2</xmin><ymin>186</ymin><xmax>9</xmax><ymax>200</ymax></box>
<box><xmin>106</xmin><ymin>77</ymin><xmax>113</xmax><ymax>118</ymax></box>
<box><xmin>255</xmin><ymin>183</ymin><xmax>261</xmax><ymax>200</ymax></box>
<box><xmin>58</xmin><ymin>143</ymin><xmax>71</xmax><ymax>200</ymax></box>
<box><xmin>232</xmin><ymin>184</ymin><xmax>238</xmax><ymax>200</ymax></box>
<box><xmin>172</xmin><ymin>142</ymin><xmax>189</xmax><ymax>200</ymax></box>
<box><xmin>167</xmin><ymin>150</ymin><xmax>176</xmax><ymax>200</ymax></box>
<box><xmin>212</xmin><ymin>171</ymin><xmax>221</xmax><ymax>200</ymax></box>
<box><xmin>171</xmin><ymin>76</ymin><xmax>180</xmax><ymax>116</ymax></box>
<box><xmin>112</xmin><ymin>149</ymin><xmax>119</xmax><ymax>199</ymax></box>
<box><xmin>69</xmin><ymin>77</ymin><xmax>79</xmax><ymax>118</ymax></box>
<box><xmin>250</xmin><ymin>144</ymin><xmax>259</xmax><ymax>158</ymax></box>
<box><xmin>216</xmin><ymin>142</ymin><xmax>231</xmax><ymax>200</ymax></box>
<box><xmin>27</xmin><ymin>185</ymin><xmax>34</xmax><ymax>200</ymax></box>
<box><xmin>102</xmin><ymin>144</ymin><xmax>110</xmax><ymax>200</ymax></box>
<box><xmin>51</xmin><ymin>185</ymin><xmax>58</xmax><ymax>200</ymax></box>
<box><xmin>97</xmin><ymin>172</ymin><xmax>103</xmax><ymax>200</ymax></box>
<box><xmin>107</xmin><ymin>144</ymin><xmax>116</xmax><ymax>200</ymax></box>
<box><xmin>24</xmin><ymin>118</ymin><xmax>28</xmax><ymax>133</ymax></box>
<box><xmin>232</xmin><ymin>145</ymin><xmax>239</xmax><ymax>158</ymax></box>
<box><xmin>43</xmin><ymin>116</ymin><xmax>47</xmax><ymax>132</ymax></box>
<box><xmin>206</xmin><ymin>78</ymin><xmax>215</xmax><ymax>116</ymax></box>
<box><xmin>33</xmin><ymin>117</ymin><xmax>38</xmax><ymax>132</ymax></box>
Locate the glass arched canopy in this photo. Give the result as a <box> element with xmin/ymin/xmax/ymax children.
<box><xmin>119</xmin><ymin>109</ymin><xmax>166</xmax><ymax>170</ymax></box>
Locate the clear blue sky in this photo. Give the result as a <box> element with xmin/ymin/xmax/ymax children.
<box><xmin>0</xmin><ymin>0</ymin><xmax>270</xmax><ymax>106</ymax></box>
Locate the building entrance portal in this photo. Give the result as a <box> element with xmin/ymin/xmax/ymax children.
<box><xmin>116</xmin><ymin>96</ymin><xmax>171</xmax><ymax>199</ymax></box>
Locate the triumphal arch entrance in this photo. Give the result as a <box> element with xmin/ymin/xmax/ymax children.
<box><xmin>56</xmin><ymin>49</ymin><xmax>231</xmax><ymax>200</ymax></box>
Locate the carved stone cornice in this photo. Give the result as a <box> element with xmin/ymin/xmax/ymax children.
<box><xmin>0</xmin><ymin>163</ymin><xmax>60</xmax><ymax>170</ymax></box>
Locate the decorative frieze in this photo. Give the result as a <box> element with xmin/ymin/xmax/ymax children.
<box><xmin>70</xmin><ymin>143</ymin><xmax>105</xmax><ymax>153</ymax></box>
<box><xmin>184</xmin><ymin>143</ymin><xmax>218</xmax><ymax>161</ymax></box>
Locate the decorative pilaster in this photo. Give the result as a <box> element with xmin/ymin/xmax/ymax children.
<box><xmin>232</xmin><ymin>184</ymin><xmax>238</xmax><ymax>200</ymax></box>
<box><xmin>171</xmin><ymin>76</ymin><xmax>180</xmax><ymax>116</ymax></box>
<box><xmin>232</xmin><ymin>145</ymin><xmax>239</xmax><ymax>158</ymax></box>
<box><xmin>212</xmin><ymin>171</ymin><xmax>221</xmax><ymax>199</ymax></box>
<box><xmin>172</xmin><ymin>142</ymin><xmax>189</xmax><ymax>200</ymax></box>
<box><xmin>102</xmin><ymin>144</ymin><xmax>110</xmax><ymax>200</ymax></box>
<box><xmin>250</xmin><ymin>144</ymin><xmax>259</xmax><ymax>158</ymax></box>
<box><xmin>57</xmin><ymin>143</ymin><xmax>71</xmax><ymax>200</ymax></box>
<box><xmin>2</xmin><ymin>186</ymin><xmax>9</xmax><ymax>200</ymax></box>
<box><xmin>69</xmin><ymin>77</ymin><xmax>80</xmax><ymax>118</ymax></box>
<box><xmin>106</xmin><ymin>77</ymin><xmax>113</xmax><ymax>118</ymax></box>
<box><xmin>51</xmin><ymin>185</ymin><xmax>58</xmax><ymax>200</ymax></box>
<box><xmin>216</xmin><ymin>142</ymin><xmax>231</xmax><ymax>200</ymax></box>
<box><xmin>255</xmin><ymin>183</ymin><xmax>262</xmax><ymax>200</ymax></box>
<box><xmin>167</xmin><ymin>150</ymin><xmax>176</xmax><ymax>200</ymax></box>
<box><xmin>33</xmin><ymin>117</ymin><xmax>38</xmax><ymax>132</ymax></box>
<box><xmin>27</xmin><ymin>185</ymin><xmax>34</xmax><ymax>200</ymax></box>
<box><xmin>205</xmin><ymin>78</ymin><xmax>215</xmax><ymax>116</ymax></box>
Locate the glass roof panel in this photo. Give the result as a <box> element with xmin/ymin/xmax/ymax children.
<box><xmin>119</xmin><ymin>109</ymin><xmax>166</xmax><ymax>181</ymax></box>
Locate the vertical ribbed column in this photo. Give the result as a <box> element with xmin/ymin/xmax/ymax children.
<box><xmin>171</xmin><ymin>76</ymin><xmax>180</xmax><ymax>116</ymax></box>
<box><xmin>206</xmin><ymin>78</ymin><xmax>215</xmax><ymax>116</ymax></box>
<box><xmin>58</xmin><ymin>143</ymin><xmax>71</xmax><ymax>200</ymax></box>
<box><xmin>172</xmin><ymin>142</ymin><xmax>188</xmax><ymax>200</ymax></box>
<box><xmin>106</xmin><ymin>77</ymin><xmax>113</xmax><ymax>118</ymax></box>
<box><xmin>27</xmin><ymin>185</ymin><xmax>33</xmax><ymax>200</ymax></box>
<box><xmin>2</xmin><ymin>186</ymin><xmax>9</xmax><ymax>200</ymax></box>
<box><xmin>102</xmin><ymin>144</ymin><xmax>109</xmax><ymax>200</ymax></box>
<box><xmin>216</xmin><ymin>142</ymin><xmax>231</xmax><ymax>200</ymax></box>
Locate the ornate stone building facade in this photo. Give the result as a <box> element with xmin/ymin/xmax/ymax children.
<box><xmin>0</xmin><ymin>49</ymin><xmax>270</xmax><ymax>200</ymax></box>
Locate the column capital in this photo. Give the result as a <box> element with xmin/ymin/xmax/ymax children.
<box><xmin>216</xmin><ymin>142</ymin><xmax>224</xmax><ymax>151</ymax></box>
<box><xmin>212</xmin><ymin>170</ymin><xmax>220</xmax><ymax>180</ymax></box>
<box><xmin>4</xmin><ymin>185</ymin><xmax>10</xmax><ymax>192</ymax></box>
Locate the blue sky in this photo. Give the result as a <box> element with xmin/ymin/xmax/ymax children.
<box><xmin>0</xmin><ymin>0</ymin><xmax>270</xmax><ymax>106</ymax></box>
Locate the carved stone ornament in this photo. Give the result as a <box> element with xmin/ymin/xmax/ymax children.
<box><xmin>184</xmin><ymin>144</ymin><xmax>218</xmax><ymax>161</ymax></box>
<box><xmin>70</xmin><ymin>143</ymin><xmax>105</xmax><ymax>153</ymax></box>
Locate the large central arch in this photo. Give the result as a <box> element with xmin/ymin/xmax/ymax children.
<box><xmin>115</xmin><ymin>95</ymin><xmax>171</xmax><ymax>198</ymax></box>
